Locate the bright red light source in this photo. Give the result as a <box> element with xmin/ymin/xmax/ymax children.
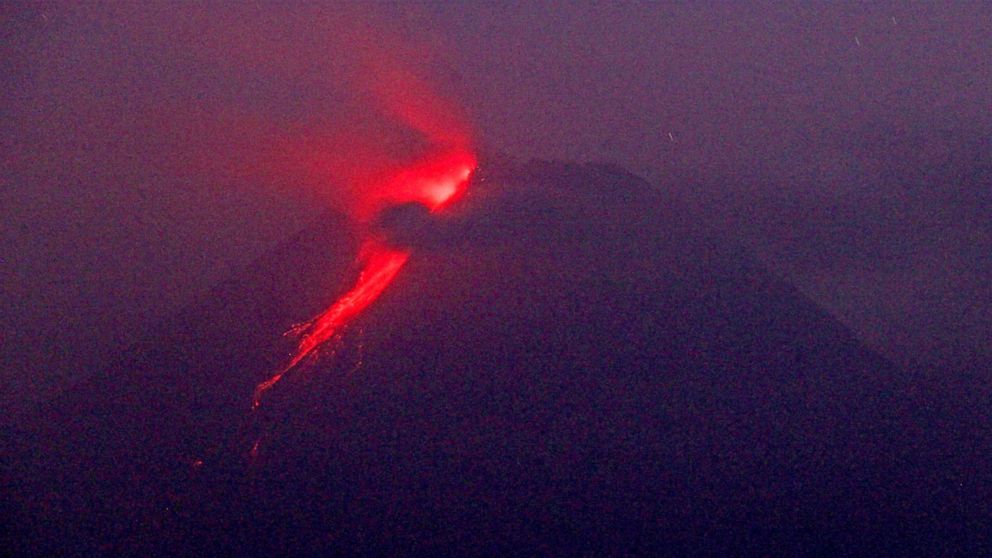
<box><xmin>356</xmin><ymin>147</ymin><xmax>477</xmax><ymax>221</ymax></box>
<box><xmin>253</xmin><ymin>148</ymin><xmax>475</xmax><ymax>410</ymax></box>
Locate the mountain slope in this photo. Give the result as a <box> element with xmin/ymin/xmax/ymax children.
<box><xmin>4</xmin><ymin>159</ymin><xmax>983</xmax><ymax>555</ymax></box>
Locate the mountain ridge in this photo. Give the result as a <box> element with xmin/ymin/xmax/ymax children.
<box><xmin>3</xmin><ymin>158</ymin><xmax>981</xmax><ymax>555</ymax></box>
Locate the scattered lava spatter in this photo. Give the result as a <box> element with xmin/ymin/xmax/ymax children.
<box><xmin>252</xmin><ymin>148</ymin><xmax>476</xmax><ymax>410</ymax></box>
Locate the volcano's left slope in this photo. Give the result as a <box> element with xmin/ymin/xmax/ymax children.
<box><xmin>1</xmin><ymin>209</ymin><xmax>361</xmax><ymax>555</ymax></box>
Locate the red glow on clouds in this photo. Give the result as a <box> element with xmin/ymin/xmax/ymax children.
<box><xmin>251</xmin><ymin>35</ymin><xmax>476</xmax><ymax>409</ymax></box>
<box><xmin>356</xmin><ymin>147</ymin><xmax>477</xmax><ymax>220</ymax></box>
<box><xmin>144</xmin><ymin>4</ymin><xmax>484</xmax><ymax>411</ymax></box>
<box><xmin>253</xmin><ymin>154</ymin><xmax>474</xmax><ymax>409</ymax></box>
<box><xmin>100</xmin><ymin>3</ymin><xmax>477</xmax><ymax>223</ymax></box>
<box><xmin>13</xmin><ymin>4</ymin><xmax>478</xmax><ymax>415</ymax></box>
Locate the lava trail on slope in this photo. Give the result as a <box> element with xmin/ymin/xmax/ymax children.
<box><xmin>252</xmin><ymin>148</ymin><xmax>476</xmax><ymax>409</ymax></box>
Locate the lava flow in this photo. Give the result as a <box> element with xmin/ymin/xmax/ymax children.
<box><xmin>253</xmin><ymin>148</ymin><xmax>476</xmax><ymax>409</ymax></box>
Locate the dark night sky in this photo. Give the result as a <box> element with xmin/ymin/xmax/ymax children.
<box><xmin>2</xmin><ymin>1</ymin><xmax>990</xmax><ymax>417</ymax></box>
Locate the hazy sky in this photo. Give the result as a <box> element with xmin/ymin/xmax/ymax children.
<box><xmin>3</xmin><ymin>1</ymin><xmax>990</xmax><ymax>415</ymax></box>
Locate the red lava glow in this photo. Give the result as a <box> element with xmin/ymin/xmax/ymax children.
<box><xmin>361</xmin><ymin>148</ymin><xmax>477</xmax><ymax>217</ymax></box>
<box><xmin>252</xmin><ymin>242</ymin><xmax>409</xmax><ymax>408</ymax></box>
<box><xmin>252</xmin><ymin>151</ymin><xmax>475</xmax><ymax>410</ymax></box>
<box><xmin>236</xmin><ymin>6</ymin><xmax>477</xmax><ymax>417</ymax></box>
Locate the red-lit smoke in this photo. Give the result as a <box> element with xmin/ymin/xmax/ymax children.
<box><xmin>98</xmin><ymin>3</ymin><xmax>476</xmax><ymax>221</ymax></box>
<box><xmin>253</xmin><ymin>150</ymin><xmax>475</xmax><ymax>409</ymax></box>
<box><xmin>8</xmin><ymin>4</ymin><xmax>476</xmax><ymax>415</ymax></box>
<box><xmin>246</xmin><ymin>8</ymin><xmax>477</xmax><ymax>409</ymax></box>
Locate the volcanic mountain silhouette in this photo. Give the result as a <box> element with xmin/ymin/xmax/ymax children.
<box><xmin>3</xmin><ymin>159</ymin><xmax>985</xmax><ymax>555</ymax></box>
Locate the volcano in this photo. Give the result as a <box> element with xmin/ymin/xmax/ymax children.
<box><xmin>3</xmin><ymin>159</ymin><xmax>985</xmax><ymax>555</ymax></box>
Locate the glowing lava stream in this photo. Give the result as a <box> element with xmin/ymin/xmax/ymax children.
<box><xmin>252</xmin><ymin>242</ymin><xmax>409</xmax><ymax>409</ymax></box>
<box><xmin>253</xmin><ymin>149</ymin><xmax>475</xmax><ymax>410</ymax></box>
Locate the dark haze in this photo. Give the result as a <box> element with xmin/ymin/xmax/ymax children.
<box><xmin>2</xmin><ymin>1</ymin><xmax>990</xmax><ymax>419</ymax></box>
